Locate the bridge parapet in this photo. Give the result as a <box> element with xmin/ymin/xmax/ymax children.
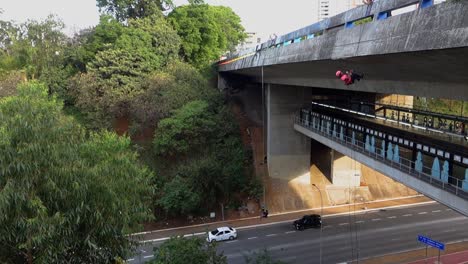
<box><xmin>219</xmin><ymin>0</ymin><xmax>468</xmax><ymax>71</ymax></box>
<box><xmin>294</xmin><ymin>115</ymin><xmax>468</xmax><ymax>216</ymax></box>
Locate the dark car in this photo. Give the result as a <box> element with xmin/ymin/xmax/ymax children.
<box><xmin>293</xmin><ymin>214</ymin><xmax>322</xmax><ymax>230</ymax></box>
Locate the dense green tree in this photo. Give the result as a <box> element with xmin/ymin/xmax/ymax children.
<box><xmin>0</xmin><ymin>15</ymin><xmax>74</xmax><ymax>102</ymax></box>
<box><xmin>130</xmin><ymin>61</ymin><xmax>216</xmax><ymax>134</ymax></box>
<box><xmin>158</xmin><ymin>176</ymin><xmax>201</xmax><ymax>215</ymax></box>
<box><xmin>0</xmin><ymin>70</ymin><xmax>23</xmax><ymax>97</ymax></box>
<box><xmin>150</xmin><ymin>236</ymin><xmax>226</xmax><ymax>264</ymax></box>
<box><xmin>0</xmin><ymin>15</ymin><xmax>67</xmax><ymax>79</ymax></box>
<box><xmin>211</xmin><ymin>6</ymin><xmax>248</xmax><ymax>52</ymax></box>
<box><xmin>168</xmin><ymin>4</ymin><xmax>246</xmax><ymax>69</ymax></box>
<box><xmin>71</xmin><ymin>13</ymin><xmax>181</xmax><ymax>129</ymax></box>
<box><xmin>153</xmin><ymin>100</ymin><xmax>217</xmax><ymax>157</ymax></box>
<box><xmin>0</xmin><ymin>82</ymin><xmax>153</xmax><ymax>263</ymax></box>
<box><xmin>154</xmin><ymin>100</ymin><xmax>255</xmax><ymax>215</ymax></box>
<box><xmin>71</xmin><ymin>16</ymin><xmax>125</xmax><ymax>72</ymax></box>
<box><xmin>96</xmin><ymin>0</ymin><xmax>174</xmax><ymax>21</ymax></box>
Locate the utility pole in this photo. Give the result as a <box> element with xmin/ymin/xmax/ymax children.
<box><xmin>312</xmin><ymin>184</ymin><xmax>323</xmax><ymax>264</ymax></box>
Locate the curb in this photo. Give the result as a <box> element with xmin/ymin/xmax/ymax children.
<box><xmin>132</xmin><ymin>194</ymin><xmax>425</xmax><ymax>236</ymax></box>
<box><xmin>139</xmin><ymin>200</ymin><xmax>435</xmax><ymax>244</ymax></box>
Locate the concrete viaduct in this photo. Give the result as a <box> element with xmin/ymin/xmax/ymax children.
<box><xmin>217</xmin><ymin>0</ymin><xmax>468</xmax><ymax>215</ymax></box>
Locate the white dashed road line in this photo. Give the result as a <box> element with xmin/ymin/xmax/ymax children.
<box><xmin>355</xmin><ymin>220</ymin><xmax>365</xmax><ymax>224</ymax></box>
<box><xmin>248</xmin><ymin>237</ymin><xmax>258</xmax><ymax>240</ymax></box>
<box><xmin>387</xmin><ymin>216</ymin><xmax>396</xmax><ymax>219</ymax></box>
<box><xmin>432</xmin><ymin>210</ymin><xmax>441</xmax><ymax>213</ymax></box>
<box><xmin>339</xmin><ymin>223</ymin><xmax>349</xmax><ymax>226</ymax></box>
<box><xmin>127</xmin><ymin>259</ymin><xmax>134</xmax><ymax>262</ymax></box>
<box><xmin>418</xmin><ymin>212</ymin><xmax>427</xmax><ymax>215</ymax></box>
<box><xmin>403</xmin><ymin>214</ymin><xmax>413</xmax><ymax>217</ymax></box>
<box><xmin>143</xmin><ymin>255</ymin><xmax>154</xmax><ymax>259</ymax></box>
<box><xmin>285</xmin><ymin>231</ymin><xmax>296</xmax><ymax>234</ymax></box>
<box><xmin>446</xmin><ymin>209</ymin><xmax>452</xmax><ymax>211</ymax></box>
<box><xmin>226</xmin><ymin>240</ymin><xmax>238</xmax><ymax>244</ymax></box>
<box><xmin>372</xmin><ymin>218</ymin><xmax>382</xmax><ymax>221</ymax></box>
<box><xmin>266</xmin><ymin>234</ymin><xmax>277</xmax><ymax>237</ymax></box>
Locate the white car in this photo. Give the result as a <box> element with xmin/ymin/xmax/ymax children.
<box><xmin>207</xmin><ymin>227</ymin><xmax>237</xmax><ymax>242</ymax></box>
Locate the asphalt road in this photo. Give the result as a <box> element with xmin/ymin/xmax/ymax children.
<box><xmin>129</xmin><ymin>203</ymin><xmax>468</xmax><ymax>264</ymax></box>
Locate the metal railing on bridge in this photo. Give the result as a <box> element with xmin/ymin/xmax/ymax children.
<box><xmin>294</xmin><ymin>116</ymin><xmax>468</xmax><ymax>201</ymax></box>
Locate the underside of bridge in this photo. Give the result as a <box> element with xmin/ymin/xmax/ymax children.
<box><xmin>229</xmin><ymin>83</ymin><xmax>423</xmax><ymax>213</ymax></box>
<box><xmin>220</xmin><ymin>47</ymin><xmax>468</xmax><ymax>101</ymax></box>
<box><xmin>219</xmin><ymin>0</ymin><xmax>468</xmax><ymax>215</ymax></box>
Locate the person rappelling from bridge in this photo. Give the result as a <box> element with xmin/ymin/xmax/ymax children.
<box><xmin>336</xmin><ymin>70</ymin><xmax>364</xmax><ymax>85</ymax></box>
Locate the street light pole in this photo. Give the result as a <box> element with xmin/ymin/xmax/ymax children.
<box><xmin>312</xmin><ymin>184</ymin><xmax>323</xmax><ymax>264</ymax></box>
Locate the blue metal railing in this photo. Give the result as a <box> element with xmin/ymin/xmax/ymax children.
<box><xmin>220</xmin><ymin>0</ymin><xmax>448</xmax><ymax>65</ymax></box>
<box><xmin>293</xmin><ymin>116</ymin><xmax>468</xmax><ymax>200</ymax></box>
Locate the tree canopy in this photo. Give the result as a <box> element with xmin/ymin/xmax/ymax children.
<box><xmin>70</xmin><ymin>13</ymin><xmax>181</xmax><ymax>129</ymax></box>
<box><xmin>168</xmin><ymin>4</ymin><xmax>246</xmax><ymax>69</ymax></box>
<box><xmin>0</xmin><ymin>82</ymin><xmax>153</xmax><ymax>263</ymax></box>
<box><xmin>153</xmin><ymin>100</ymin><xmax>256</xmax><ymax>215</ymax></box>
<box><xmin>150</xmin><ymin>236</ymin><xmax>226</xmax><ymax>264</ymax></box>
<box><xmin>96</xmin><ymin>0</ymin><xmax>174</xmax><ymax>21</ymax></box>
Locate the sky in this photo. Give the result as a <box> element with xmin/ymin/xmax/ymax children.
<box><xmin>0</xmin><ymin>0</ymin><xmax>320</xmax><ymax>41</ymax></box>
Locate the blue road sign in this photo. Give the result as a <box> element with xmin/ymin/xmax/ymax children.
<box><xmin>418</xmin><ymin>235</ymin><xmax>445</xmax><ymax>250</ymax></box>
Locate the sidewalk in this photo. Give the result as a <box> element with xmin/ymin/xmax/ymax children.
<box><xmin>133</xmin><ymin>195</ymin><xmax>431</xmax><ymax>242</ymax></box>
<box><xmin>356</xmin><ymin>241</ymin><xmax>468</xmax><ymax>264</ymax></box>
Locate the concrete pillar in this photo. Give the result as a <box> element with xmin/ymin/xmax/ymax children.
<box><xmin>266</xmin><ymin>84</ymin><xmax>312</xmax><ymax>182</ymax></box>
<box><xmin>332</xmin><ymin>150</ymin><xmax>362</xmax><ymax>187</ymax></box>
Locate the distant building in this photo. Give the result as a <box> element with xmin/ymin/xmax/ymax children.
<box><xmin>237</xmin><ymin>32</ymin><xmax>261</xmax><ymax>52</ymax></box>
<box><xmin>318</xmin><ymin>0</ymin><xmax>363</xmax><ymax>21</ymax></box>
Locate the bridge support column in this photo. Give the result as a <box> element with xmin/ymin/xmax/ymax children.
<box><xmin>266</xmin><ymin>84</ymin><xmax>312</xmax><ymax>181</ymax></box>
<box><xmin>331</xmin><ymin>150</ymin><xmax>362</xmax><ymax>187</ymax></box>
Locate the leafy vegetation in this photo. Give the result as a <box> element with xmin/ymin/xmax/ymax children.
<box><xmin>0</xmin><ymin>0</ymin><xmax>254</xmax><ymax>261</ymax></box>
<box><xmin>153</xmin><ymin>100</ymin><xmax>255</xmax><ymax>215</ymax></box>
<box><xmin>0</xmin><ymin>82</ymin><xmax>153</xmax><ymax>263</ymax></box>
<box><xmin>168</xmin><ymin>4</ymin><xmax>247</xmax><ymax>70</ymax></box>
<box><xmin>414</xmin><ymin>97</ymin><xmax>467</xmax><ymax>117</ymax></box>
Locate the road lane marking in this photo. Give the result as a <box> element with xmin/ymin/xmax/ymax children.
<box><xmin>387</xmin><ymin>216</ymin><xmax>396</xmax><ymax>219</ymax></box>
<box><xmin>403</xmin><ymin>214</ymin><xmax>412</xmax><ymax>217</ymax></box>
<box><xmin>127</xmin><ymin>259</ymin><xmax>134</xmax><ymax>262</ymax></box>
<box><xmin>418</xmin><ymin>212</ymin><xmax>427</xmax><ymax>215</ymax></box>
<box><xmin>372</xmin><ymin>218</ymin><xmax>382</xmax><ymax>221</ymax></box>
<box><xmin>226</xmin><ymin>240</ymin><xmax>238</xmax><ymax>244</ymax></box>
<box><xmin>355</xmin><ymin>220</ymin><xmax>365</xmax><ymax>224</ymax></box>
<box><xmin>266</xmin><ymin>234</ymin><xmax>277</xmax><ymax>237</ymax></box>
<box><xmin>339</xmin><ymin>223</ymin><xmax>349</xmax><ymax>226</ymax></box>
<box><xmin>143</xmin><ymin>255</ymin><xmax>154</xmax><ymax>259</ymax></box>
<box><xmin>446</xmin><ymin>209</ymin><xmax>452</xmax><ymax>211</ymax></box>
<box><xmin>432</xmin><ymin>210</ymin><xmax>441</xmax><ymax>213</ymax></box>
<box><xmin>132</xmin><ymin>197</ymin><xmax>431</xmax><ymax>237</ymax></box>
<box><xmin>138</xmin><ymin>201</ymin><xmax>437</xmax><ymax>244</ymax></box>
<box><xmin>183</xmin><ymin>232</ymin><xmax>206</xmax><ymax>238</ymax></box>
<box><xmin>442</xmin><ymin>229</ymin><xmax>456</xmax><ymax>233</ymax></box>
<box><xmin>323</xmin><ymin>225</ymin><xmax>332</xmax><ymax>229</ymax></box>
<box><xmin>285</xmin><ymin>231</ymin><xmax>296</xmax><ymax>234</ymax></box>
<box><xmin>248</xmin><ymin>237</ymin><xmax>258</xmax><ymax>240</ymax></box>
